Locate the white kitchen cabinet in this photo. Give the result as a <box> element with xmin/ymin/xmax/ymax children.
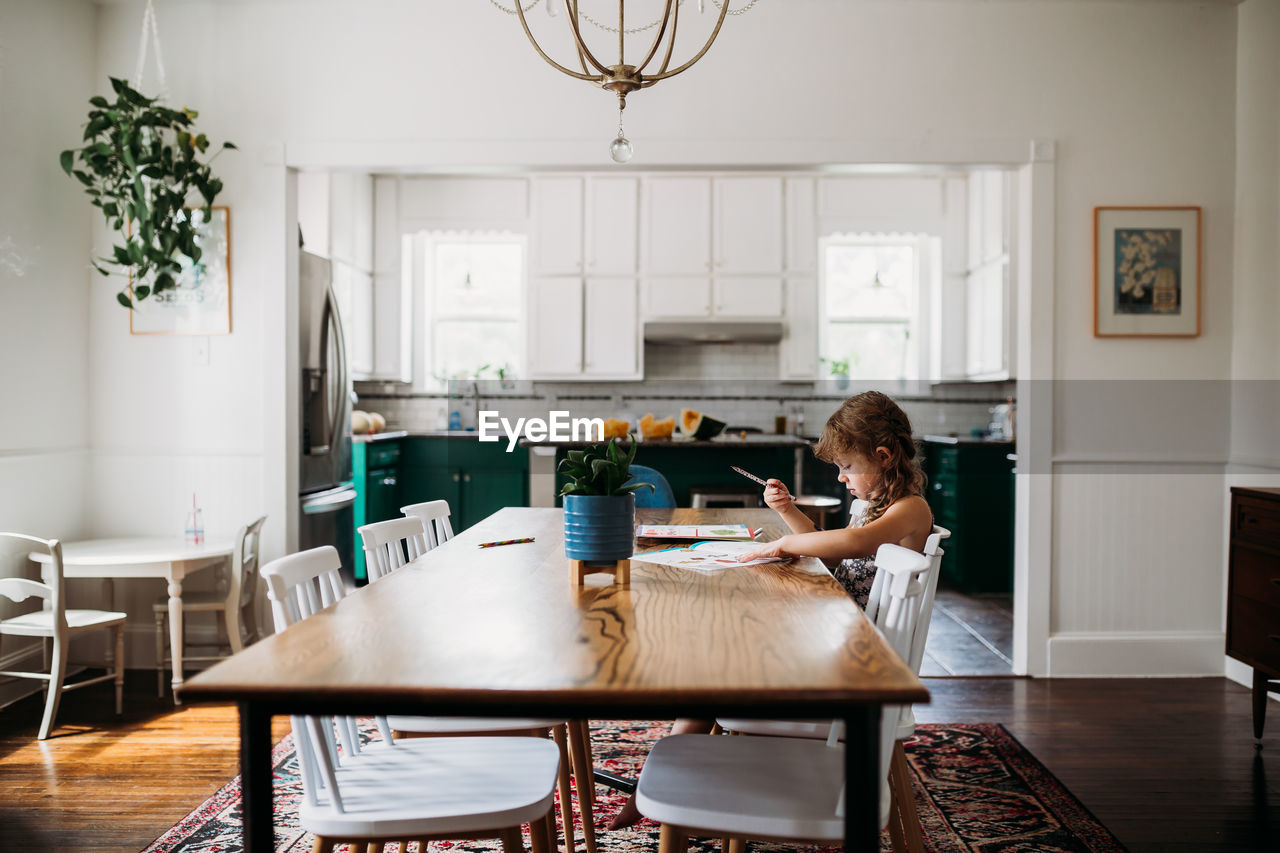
<box><xmin>642</xmin><ymin>277</ymin><xmax>712</xmax><ymax>319</ymax></box>
<box><xmin>785</xmin><ymin>177</ymin><xmax>816</xmax><ymax>273</ymax></box>
<box><xmin>527</xmin><ymin>277</ymin><xmax>584</xmax><ymax>376</ymax></box>
<box><xmin>780</xmin><ymin>277</ymin><xmax>819</xmax><ymax>380</ymax></box>
<box><xmin>712</xmin><ymin>277</ymin><xmax>784</xmax><ymax>317</ymax></box>
<box><xmin>531</xmin><ymin>177</ymin><xmax>584</xmax><ymax>275</ymax></box>
<box><xmin>962</xmin><ymin>171</ymin><xmax>1014</xmax><ymax>380</ymax></box>
<box><xmin>527</xmin><ymin>276</ymin><xmax>641</xmax><ymax>379</ymax></box>
<box><xmin>642</xmin><ymin>176</ymin><xmax>711</xmax><ymax>275</ymax></box>
<box><xmin>585</xmin><ymin>177</ymin><xmax>638</xmax><ymax>275</ymax></box>
<box><xmin>583</xmin><ymin>278</ymin><xmax>640</xmax><ymax>377</ymax></box>
<box><xmin>714</xmin><ymin>177</ymin><xmax>783</xmax><ymax>273</ymax></box>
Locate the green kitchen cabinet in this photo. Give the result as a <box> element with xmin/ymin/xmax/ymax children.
<box><xmin>400</xmin><ymin>437</ymin><xmax>529</xmax><ymax>532</ymax></box>
<box><xmin>352</xmin><ymin>438</ymin><xmax>402</xmax><ymax>582</ymax></box>
<box><xmin>920</xmin><ymin>438</ymin><xmax>1015</xmax><ymax>593</ymax></box>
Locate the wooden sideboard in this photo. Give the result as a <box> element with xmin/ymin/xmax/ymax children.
<box><xmin>1226</xmin><ymin>486</ymin><xmax>1280</xmax><ymax>739</ymax></box>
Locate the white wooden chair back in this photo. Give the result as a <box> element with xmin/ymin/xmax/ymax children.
<box><xmin>260</xmin><ymin>545</ymin><xmax>391</xmax><ymax>811</ymax></box>
<box><xmin>400</xmin><ymin>500</ymin><xmax>455</xmax><ymax>550</ymax></box>
<box><xmin>832</xmin><ymin>543</ymin><xmax>930</xmax><ymax>827</ymax></box>
<box><xmin>0</xmin><ymin>533</ymin><xmax>65</xmax><ymax>632</ymax></box>
<box><xmin>357</xmin><ymin>516</ymin><xmax>429</xmax><ymax>582</ymax></box>
<box><xmin>224</xmin><ymin>515</ymin><xmax>267</xmax><ymax>638</ymax></box>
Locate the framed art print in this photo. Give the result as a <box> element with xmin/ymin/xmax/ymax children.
<box><xmin>130</xmin><ymin>206</ymin><xmax>231</xmax><ymax>335</ymax></box>
<box><xmin>1094</xmin><ymin>206</ymin><xmax>1200</xmax><ymax>337</ymax></box>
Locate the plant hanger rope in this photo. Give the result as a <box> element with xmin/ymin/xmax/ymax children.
<box><xmin>132</xmin><ymin>0</ymin><xmax>168</xmax><ymax>96</ymax></box>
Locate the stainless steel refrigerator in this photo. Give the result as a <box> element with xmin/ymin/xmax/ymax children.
<box><xmin>298</xmin><ymin>251</ymin><xmax>357</xmax><ymax>585</ymax></box>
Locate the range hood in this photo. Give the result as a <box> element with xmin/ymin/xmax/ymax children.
<box><xmin>643</xmin><ymin>320</ymin><xmax>784</xmax><ymax>344</ymax></box>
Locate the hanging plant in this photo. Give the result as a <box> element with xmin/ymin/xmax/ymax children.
<box><xmin>59</xmin><ymin>76</ymin><xmax>236</xmax><ymax>308</ymax></box>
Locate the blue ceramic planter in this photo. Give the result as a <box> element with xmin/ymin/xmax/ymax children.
<box><xmin>563</xmin><ymin>494</ymin><xmax>635</xmax><ymax>561</ymax></box>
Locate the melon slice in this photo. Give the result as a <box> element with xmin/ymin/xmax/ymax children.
<box><xmin>679</xmin><ymin>408</ymin><xmax>727</xmax><ymax>440</ymax></box>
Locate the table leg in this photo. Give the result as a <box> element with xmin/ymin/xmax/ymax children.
<box><xmin>167</xmin><ymin>578</ymin><xmax>185</xmax><ymax>703</ymax></box>
<box><xmin>844</xmin><ymin>705</ymin><xmax>880</xmax><ymax>852</ymax></box>
<box><xmin>240</xmin><ymin>702</ymin><xmax>274</xmax><ymax>853</ymax></box>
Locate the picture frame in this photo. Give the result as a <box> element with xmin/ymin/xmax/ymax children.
<box><xmin>129</xmin><ymin>206</ymin><xmax>231</xmax><ymax>335</ymax></box>
<box><xmin>1094</xmin><ymin>206</ymin><xmax>1200</xmax><ymax>337</ymax></box>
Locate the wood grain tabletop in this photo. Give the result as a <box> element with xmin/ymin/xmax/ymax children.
<box><xmin>182</xmin><ymin>508</ymin><xmax>928</xmax><ymax>716</ymax></box>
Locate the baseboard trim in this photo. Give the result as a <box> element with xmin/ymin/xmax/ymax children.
<box><xmin>1047</xmin><ymin>631</ymin><xmax>1224</xmax><ymax>676</ymax></box>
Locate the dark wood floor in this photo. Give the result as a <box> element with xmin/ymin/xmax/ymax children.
<box><xmin>0</xmin><ymin>674</ymin><xmax>1275</xmax><ymax>851</ymax></box>
<box><xmin>921</xmin><ymin>585</ymin><xmax>1014</xmax><ymax>676</ymax></box>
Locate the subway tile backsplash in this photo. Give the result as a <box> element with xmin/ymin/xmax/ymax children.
<box><xmin>356</xmin><ymin>341</ymin><xmax>1014</xmax><ymax>440</ymax></box>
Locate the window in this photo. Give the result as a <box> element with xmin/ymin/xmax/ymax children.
<box><xmin>819</xmin><ymin>235</ymin><xmax>932</xmax><ymax>382</ymax></box>
<box><xmin>418</xmin><ymin>232</ymin><xmax>525</xmax><ymax>384</ymax></box>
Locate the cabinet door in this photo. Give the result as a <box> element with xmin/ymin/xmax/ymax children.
<box><xmin>462</xmin><ymin>469</ymin><xmax>527</xmax><ymax>531</ymax></box>
<box><xmin>586</xmin><ymin>177</ymin><xmax>638</xmax><ymax>275</ymax></box>
<box><xmin>527</xmin><ymin>276</ymin><xmax>584</xmax><ymax>377</ymax></box>
<box><xmin>714</xmin><ymin>177</ymin><xmax>783</xmax><ymax>273</ymax></box>
<box><xmin>785</xmin><ymin>177</ymin><xmax>816</xmax><ymax>273</ymax></box>
<box><xmin>713</xmin><ymin>277</ymin><xmax>784</xmax><ymax>318</ymax></box>
<box><xmin>780</xmin><ymin>277</ymin><xmax>818</xmax><ymax>379</ymax></box>
<box><xmin>584</xmin><ymin>278</ymin><xmax>640</xmax><ymax>378</ymax></box>
<box><xmin>642</xmin><ymin>177</ymin><xmax>711</xmax><ymax>275</ymax></box>
<box><xmin>642</xmin><ymin>277</ymin><xmax>712</xmax><ymax>319</ymax></box>
<box><xmin>531</xmin><ymin>177</ymin><xmax>584</xmax><ymax>275</ymax></box>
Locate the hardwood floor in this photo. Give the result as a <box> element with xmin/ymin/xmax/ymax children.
<box><xmin>0</xmin><ymin>673</ymin><xmax>1274</xmax><ymax>851</ymax></box>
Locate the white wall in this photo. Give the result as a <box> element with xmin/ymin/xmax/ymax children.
<box><xmin>0</xmin><ymin>0</ymin><xmax>96</xmax><ymax>700</ymax></box>
<box><xmin>1224</xmin><ymin>0</ymin><xmax>1280</xmax><ymax>688</ymax></box>
<box><xmin>6</xmin><ymin>0</ymin><xmax>1243</xmax><ymax>672</ymax></box>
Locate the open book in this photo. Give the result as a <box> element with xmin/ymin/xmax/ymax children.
<box><xmin>630</xmin><ymin>540</ymin><xmax>783</xmax><ymax>571</ymax></box>
<box><xmin>635</xmin><ymin>523</ymin><xmax>761</xmax><ymax>541</ymax></box>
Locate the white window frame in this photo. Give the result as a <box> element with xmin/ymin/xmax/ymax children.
<box><xmin>411</xmin><ymin>230</ymin><xmax>527</xmax><ymax>391</ymax></box>
<box><xmin>818</xmin><ymin>233</ymin><xmax>935</xmax><ymax>384</ymax></box>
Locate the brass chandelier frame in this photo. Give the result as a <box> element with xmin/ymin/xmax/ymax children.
<box><xmin>514</xmin><ymin>0</ymin><xmax>732</xmax><ymax>112</ymax></box>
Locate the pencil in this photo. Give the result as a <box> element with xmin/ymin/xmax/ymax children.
<box><xmin>730</xmin><ymin>466</ymin><xmax>797</xmax><ymax>500</ymax></box>
<box><xmin>477</xmin><ymin>537</ymin><xmax>536</xmax><ymax>548</ymax></box>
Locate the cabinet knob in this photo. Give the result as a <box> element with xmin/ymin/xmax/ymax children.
<box><xmin>463</xmin><ymin>473</ymin><xmax>471</xmax><ymax>483</ymax></box>
<box><xmin>452</xmin><ymin>473</ymin><xmax>461</xmax><ymax>482</ymax></box>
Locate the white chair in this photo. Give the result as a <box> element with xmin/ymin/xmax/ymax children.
<box><xmin>261</xmin><ymin>546</ymin><xmax>562</xmax><ymax>853</ymax></box>
<box><xmin>636</xmin><ymin>543</ymin><xmax>932</xmax><ymax>853</ymax></box>
<box><xmin>152</xmin><ymin>515</ymin><xmax>267</xmax><ymax>696</ymax></box>
<box><xmin>400</xmin><ymin>500</ymin><xmax>455</xmax><ymax>549</ymax></box>
<box><xmin>0</xmin><ymin>532</ymin><xmax>127</xmax><ymax>740</ymax></box>
<box><xmin>356</xmin><ymin>514</ymin><xmax>600</xmax><ymax>853</ymax></box>
<box><xmin>713</xmin><ymin>526</ymin><xmax>951</xmax><ymax>852</ymax></box>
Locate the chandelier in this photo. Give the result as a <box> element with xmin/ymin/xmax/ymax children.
<box><xmin>494</xmin><ymin>0</ymin><xmax>759</xmax><ymax>162</ymax></box>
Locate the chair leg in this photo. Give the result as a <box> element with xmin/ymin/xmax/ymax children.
<box><xmin>727</xmin><ymin>839</ymin><xmax>747</xmax><ymax>853</ymax></box>
<box><xmin>566</xmin><ymin>721</ymin><xmax>597</xmax><ymax>853</ymax></box>
<box><xmin>37</xmin><ymin>635</ymin><xmax>68</xmax><ymax>740</ymax></box>
<box><xmin>529</xmin><ymin>813</ymin><xmax>551</xmax><ymax>853</ymax></box>
<box><xmin>498</xmin><ymin>827</ymin><xmax>524</xmax><ymax>853</ymax></box>
<box><xmin>154</xmin><ymin>609</ymin><xmax>167</xmax><ymax>697</ymax></box>
<box><xmin>573</xmin><ymin>720</ymin><xmax>596</xmax><ymax>807</ymax></box>
<box><xmin>658</xmin><ymin>824</ymin><xmax>688</xmax><ymax>853</ymax></box>
<box><xmin>310</xmin><ymin>837</ymin><xmax>334</xmax><ymax>853</ymax></box>
<box><xmin>551</xmin><ymin>725</ymin><xmax>576</xmax><ymax>853</ymax></box>
<box><xmin>224</xmin><ymin>604</ymin><xmax>245</xmax><ymax>654</ymax></box>
<box><xmin>889</xmin><ymin>740</ymin><xmax>925</xmax><ymax>853</ymax></box>
<box><xmin>114</xmin><ymin>624</ymin><xmax>125</xmax><ymax>715</ymax></box>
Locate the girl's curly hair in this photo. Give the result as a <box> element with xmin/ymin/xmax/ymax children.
<box><xmin>812</xmin><ymin>391</ymin><xmax>926</xmax><ymax>522</ymax></box>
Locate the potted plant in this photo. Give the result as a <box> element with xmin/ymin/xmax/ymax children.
<box><xmin>59</xmin><ymin>77</ymin><xmax>236</xmax><ymax>309</ymax></box>
<box><xmin>558</xmin><ymin>436</ymin><xmax>653</xmax><ymax>562</ymax></box>
<box><xmin>822</xmin><ymin>355</ymin><xmax>854</xmax><ymax>390</ymax></box>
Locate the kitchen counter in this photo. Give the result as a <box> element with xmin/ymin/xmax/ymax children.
<box><xmin>352</xmin><ymin>430</ymin><xmax>409</xmax><ymax>443</ymax></box>
<box><xmin>520</xmin><ymin>433</ymin><xmax>812</xmax><ymax>449</ymax></box>
<box><xmin>920</xmin><ymin>434</ymin><xmax>1015</xmax><ymax>446</ymax></box>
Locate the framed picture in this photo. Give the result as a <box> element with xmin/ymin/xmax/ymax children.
<box><xmin>130</xmin><ymin>206</ymin><xmax>231</xmax><ymax>335</ymax></box>
<box><xmin>1094</xmin><ymin>206</ymin><xmax>1200</xmax><ymax>337</ymax></box>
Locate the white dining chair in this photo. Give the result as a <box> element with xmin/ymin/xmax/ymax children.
<box><xmin>0</xmin><ymin>532</ymin><xmax>127</xmax><ymax>740</ymax></box>
<box><xmin>635</xmin><ymin>543</ymin><xmax>932</xmax><ymax>853</ymax></box>
<box><xmin>260</xmin><ymin>545</ymin><xmax>562</xmax><ymax>853</ymax></box>
<box><xmin>713</xmin><ymin>526</ymin><xmax>951</xmax><ymax>852</ymax></box>
<box><xmin>151</xmin><ymin>515</ymin><xmax>267</xmax><ymax>696</ymax></box>
<box><xmin>356</xmin><ymin>514</ymin><xmax>599</xmax><ymax>853</ymax></box>
<box><xmin>400</xmin><ymin>500</ymin><xmax>455</xmax><ymax>549</ymax></box>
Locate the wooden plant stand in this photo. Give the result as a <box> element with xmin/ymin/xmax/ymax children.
<box><xmin>570</xmin><ymin>558</ymin><xmax>630</xmax><ymax>586</ymax></box>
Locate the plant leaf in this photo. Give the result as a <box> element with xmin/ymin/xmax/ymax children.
<box><xmin>116</xmin><ymin>291</ymin><xmax>133</xmax><ymax>309</ymax></box>
<box><xmin>59</xmin><ymin>150</ymin><xmax>74</xmax><ymax>175</ymax></box>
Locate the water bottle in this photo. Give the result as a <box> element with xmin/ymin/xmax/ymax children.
<box><xmin>185</xmin><ymin>493</ymin><xmax>205</xmax><ymax>545</ymax></box>
<box><xmin>448</xmin><ymin>410</ymin><xmax>462</xmax><ymax>431</ymax></box>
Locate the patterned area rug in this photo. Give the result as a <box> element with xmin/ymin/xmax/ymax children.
<box><xmin>145</xmin><ymin>721</ymin><xmax>1127</xmax><ymax>853</ymax></box>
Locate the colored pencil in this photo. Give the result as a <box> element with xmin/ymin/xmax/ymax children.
<box><xmin>477</xmin><ymin>537</ymin><xmax>535</xmax><ymax>548</ymax></box>
<box><xmin>730</xmin><ymin>466</ymin><xmax>797</xmax><ymax>500</ymax></box>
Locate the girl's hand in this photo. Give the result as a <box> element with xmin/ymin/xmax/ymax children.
<box><xmin>762</xmin><ymin>478</ymin><xmax>793</xmax><ymax>511</ymax></box>
<box><xmin>737</xmin><ymin>536</ymin><xmax>790</xmax><ymax>562</ymax></box>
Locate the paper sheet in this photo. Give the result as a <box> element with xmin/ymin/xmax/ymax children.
<box><xmin>630</xmin><ymin>540</ymin><xmax>783</xmax><ymax>571</ymax></box>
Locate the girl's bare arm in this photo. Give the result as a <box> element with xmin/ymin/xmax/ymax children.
<box><xmin>739</xmin><ymin>495</ymin><xmax>932</xmax><ymax>562</ymax></box>
<box><xmin>762</xmin><ymin>478</ymin><xmax>816</xmax><ymax>535</ymax></box>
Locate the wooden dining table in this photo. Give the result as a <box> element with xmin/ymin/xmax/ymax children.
<box><xmin>182</xmin><ymin>507</ymin><xmax>928</xmax><ymax>852</ymax></box>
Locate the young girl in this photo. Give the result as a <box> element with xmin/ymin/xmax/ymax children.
<box><xmin>606</xmin><ymin>392</ymin><xmax>932</xmax><ymax>831</ymax></box>
<box><xmin>738</xmin><ymin>390</ymin><xmax>933</xmax><ymax>607</ymax></box>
